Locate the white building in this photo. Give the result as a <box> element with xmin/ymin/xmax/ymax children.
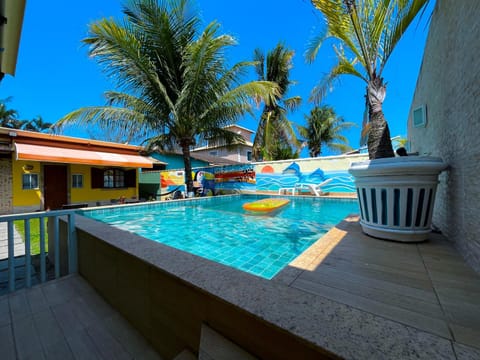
<box><xmin>191</xmin><ymin>124</ymin><xmax>254</xmax><ymax>163</ymax></box>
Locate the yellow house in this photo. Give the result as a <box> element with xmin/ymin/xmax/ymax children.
<box><xmin>0</xmin><ymin>127</ymin><xmax>155</xmax><ymax>214</ymax></box>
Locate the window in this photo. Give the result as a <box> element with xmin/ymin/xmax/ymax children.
<box><xmin>412</xmin><ymin>105</ymin><xmax>427</xmax><ymax>127</ymax></box>
<box><xmin>103</xmin><ymin>169</ymin><xmax>125</xmax><ymax>188</ymax></box>
<box><xmin>22</xmin><ymin>173</ymin><xmax>39</xmax><ymax>190</ymax></box>
<box><xmin>91</xmin><ymin>168</ymin><xmax>136</xmax><ymax>189</ymax></box>
<box><xmin>72</xmin><ymin>174</ymin><xmax>83</xmax><ymax>188</ymax></box>
<box><xmin>247</xmin><ymin>151</ymin><xmax>252</xmax><ymax>161</ymax></box>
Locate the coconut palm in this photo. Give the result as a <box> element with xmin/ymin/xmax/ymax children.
<box><xmin>56</xmin><ymin>0</ymin><xmax>277</xmax><ymax>193</ymax></box>
<box><xmin>0</xmin><ymin>98</ymin><xmax>23</xmax><ymax>128</ymax></box>
<box><xmin>307</xmin><ymin>0</ymin><xmax>430</xmax><ymax>159</ymax></box>
<box><xmin>22</xmin><ymin>116</ymin><xmax>53</xmax><ymax>132</ymax></box>
<box><xmin>298</xmin><ymin>105</ymin><xmax>355</xmax><ymax>157</ymax></box>
<box><xmin>252</xmin><ymin>43</ymin><xmax>301</xmax><ymax>161</ymax></box>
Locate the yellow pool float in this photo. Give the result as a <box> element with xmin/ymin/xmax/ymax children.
<box><xmin>242</xmin><ymin>198</ymin><xmax>290</xmax><ymax>213</ymax></box>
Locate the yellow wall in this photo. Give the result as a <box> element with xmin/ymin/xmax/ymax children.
<box><xmin>12</xmin><ymin>159</ymin><xmax>42</xmax><ymax>207</ymax></box>
<box><xmin>12</xmin><ymin>160</ymin><xmax>139</xmax><ymax>207</ymax></box>
<box><xmin>70</xmin><ymin>164</ymin><xmax>138</xmax><ymax>203</ymax></box>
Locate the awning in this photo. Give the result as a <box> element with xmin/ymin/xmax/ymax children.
<box><xmin>15</xmin><ymin>142</ymin><xmax>154</xmax><ymax>168</ymax></box>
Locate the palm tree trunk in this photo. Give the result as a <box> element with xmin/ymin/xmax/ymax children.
<box><xmin>180</xmin><ymin>140</ymin><xmax>194</xmax><ymax>194</ymax></box>
<box><xmin>366</xmin><ymin>77</ymin><xmax>395</xmax><ymax>159</ymax></box>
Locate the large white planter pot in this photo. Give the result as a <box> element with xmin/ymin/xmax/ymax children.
<box><xmin>348</xmin><ymin>157</ymin><xmax>447</xmax><ymax>242</ymax></box>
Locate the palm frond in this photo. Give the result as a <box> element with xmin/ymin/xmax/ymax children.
<box><xmin>381</xmin><ymin>0</ymin><xmax>429</xmax><ymax>73</ymax></box>
<box><xmin>283</xmin><ymin>96</ymin><xmax>302</xmax><ymax>112</ymax></box>
<box><xmin>309</xmin><ymin>54</ymin><xmax>366</xmax><ymax>103</ymax></box>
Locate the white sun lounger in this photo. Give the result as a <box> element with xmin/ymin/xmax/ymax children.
<box><xmin>294</xmin><ymin>178</ymin><xmax>333</xmax><ymax>197</ymax></box>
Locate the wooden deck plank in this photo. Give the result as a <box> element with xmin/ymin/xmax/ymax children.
<box><xmin>297</xmin><ymin>265</ymin><xmax>445</xmax><ymax>317</ymax></box>
<box><xmin>0</xmin><ymin>323</ymin><xmax>16</xmax><ymax>360</ymax></box>
<box><xmin>65</xmin><ymin>328</ymin><xmax>104</xmax><ymax>360</ymax></box>
<box><xmin>0</xmin><ymin>275</ymin><xmax>162</xmax><ymax>360</ymax></box>
<box><xmin>12</xmin><ymin>315</ymin><xmax>44</xmax><ymax>360</ymax></box>
<box><xmin>292</xmin><ymin>277</ymin><xmax>452</xmax><ymax>339</ymax></box>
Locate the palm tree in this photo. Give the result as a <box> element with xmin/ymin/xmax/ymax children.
<box><xmin>22</xmin><ymin>116</ymin><xmax>53</xmax><ymax>132</ymax></box>
<box><xmin>252</xmin><ymin>43</ymin><xmax>301</xmax><ymax>161</ymax></box>
<box><xmin>307</xmin><ymin>0</ymin><xmax>430</xmax><ymax>159</ymax></box>
<box><xmin>56</xmin><ymin>0</ymin><xmax>277</xmax><ymax>193</ymax></box>
<box><xmin>298</xmin><ymin>105</ymin><xmax>355</xmax><ymax>157</ymax></box>
<box><xmin>0</xmin><ymin>98</ymin><xmax>22</xmax><ymax>128</ymax></box>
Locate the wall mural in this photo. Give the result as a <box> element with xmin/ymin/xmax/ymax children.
<box><xmin>160</xmin><ymin>164</ymin><xmax>256</xmax><ymax>196</ymax></box>
<box><xmin>256</xmin><ymin>161</ymin><xmax>355</xmax><ymax>193</ymax></box>
<box><xmin>214</xmin><ymin>164</ymin><xmax>256</xmax><ymax>192</ymax></box>
<box><xmin>159</xmin><ymin>159</ymin><xmax>358</xmax><ymax>195</ymax></box>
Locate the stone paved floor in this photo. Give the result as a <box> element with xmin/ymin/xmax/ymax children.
<box><xmin>0</xmin><ymin>274</ymin><xmax>162</xmax><ymax>360</ymax></box>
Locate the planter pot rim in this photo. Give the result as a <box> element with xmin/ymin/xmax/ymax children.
<box><xmin>349</xmin><ymin>156</ymin><xmax>447</xmax><ymax>176</ymax></box>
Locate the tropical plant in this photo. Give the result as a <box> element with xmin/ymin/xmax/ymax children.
<box><xmin>307</xmin><ymin>0</ymin><xmax>430</xmax><ymax>159</ymax></box>
<box><xmin>252</xmin><ymin>43</ymin><xmax>301</xmax><ymax>161</ymax></box>
<box><xmin>298</xmin><ymin>105</ymin><xmax>355</xmax><ymax>157</ymax></box>
<box><xmin>56</xmin><ymin>0</ymin><xmax>277</xmax><ymax>193</ymax></box>
<box><xmin>21</xmin><ymin>116</ymin><xmax>53</xmax><ymax>133</ymax></box>
<box><xmin>0</xmin><ymin>98</ymin><xmax>23</xmax><ymax>128</ymax></box>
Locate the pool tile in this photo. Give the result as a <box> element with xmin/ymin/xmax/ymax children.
<box><xmin>81</xmin><ymin>195</ymin><xmax>358</xmax><ymax>279</ymax></box>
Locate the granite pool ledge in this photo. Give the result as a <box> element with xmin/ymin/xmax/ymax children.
<box><xmin>73</xmin><ymin>214</ymin><xmax>480</xmax><ymax>360</ymax></box>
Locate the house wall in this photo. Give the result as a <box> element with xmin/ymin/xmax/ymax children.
<box><xmin>69</xmin><ymin>164</ymin><xmax>138</xmax><ymax>204</ymax></box>
<box><xmin>10</xmin><ymin>160</ymin><xmax>139</xmax><ymax>213</ymax></box>
<box><xmin>408</xmin><ymin>1</ymin><xmax>480</xmax><ymax>272</ymax></box>
<box><xmin>194</xmin><ymin>145</ymin><xmax>252</xmax><ymax>163</ymax></box>
<box><xmin>12</xmin><ymin>159</ymin><xmax>42</xmax><ymax>210</ymax></box>
<box><xmin>0</xmin><ymin>157</ymin><xmax>13</xmax><ymax>214</ymax></box>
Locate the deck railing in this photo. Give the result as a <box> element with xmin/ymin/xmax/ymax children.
<box><xmin>0</xmin><ymin>209</ymin><xmax>78</xmax><ymax>293</ymax></box>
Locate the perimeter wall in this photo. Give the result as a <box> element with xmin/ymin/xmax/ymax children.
<box><xmin>408</xmin><ymin>1</ymin><xmax>480</xmax><ymax>272</ymax></box>
<box><xmin>147</xmin><ymin>154</ymin><xmax>369</xmax><ymax>198</ymax></box>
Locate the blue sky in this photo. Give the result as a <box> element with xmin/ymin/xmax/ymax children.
<box><xmin>1</xmin><ymin>0</ymin><xmax>433</xmax><ymax>156</ymax></box>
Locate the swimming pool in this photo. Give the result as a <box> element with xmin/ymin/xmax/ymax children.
<box><xmin>80</xmin><ymin>195</ymin><xmax>358</xmax><ymax>279</ymax></box>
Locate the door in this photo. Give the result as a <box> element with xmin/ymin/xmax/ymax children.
<box><xmin>44</xmin><ymin>165</ymin><xmax>68</xmax><ymax>210</ymax></box>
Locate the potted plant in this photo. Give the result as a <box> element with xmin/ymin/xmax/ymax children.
<box><xmin>308</xmin><ymin>0</ymin><xmax>446</xmax><ymax>241</ymax></box>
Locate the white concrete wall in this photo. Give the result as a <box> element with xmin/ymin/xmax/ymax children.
<box><xmin>408</xmin><ymin>1</ymin><xmax>480</xmax><ymax>272</ymax></box>
<box><xmin>194</xmin><ymin>144</ymin><xmax>252</xmax><ymax>163</ymax></box>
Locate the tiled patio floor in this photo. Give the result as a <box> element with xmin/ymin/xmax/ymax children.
<box><xmin>275</xmin><ymin>215</ymin><xmax>480</xmax><ymax>355</ymax></box>
<box><xmin>0</xmin><ymin>274</ymin><xmax>162</xmax><ymax>360</ymax></box>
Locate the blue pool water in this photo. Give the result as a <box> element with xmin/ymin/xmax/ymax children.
<box><xmin>81</xmin><ymin>196</ymin><xmax>358</xmax><ymax>279</ymax></box>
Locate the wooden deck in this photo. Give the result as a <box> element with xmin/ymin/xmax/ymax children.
<box><xmin>0</xmin><ymin>274</ymin><xmax>162</xmax><ymax>360</ymax></box>
<box><xmin>277</xmin><ymin>216</ymin><xmax>480</xmax><ymax>354</ymax></box>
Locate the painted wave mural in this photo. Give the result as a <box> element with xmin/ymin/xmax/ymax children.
<box><xmin>256</xmin><ymin>161</ymin><xmax>355</xmax><ymax>193</ymax></box>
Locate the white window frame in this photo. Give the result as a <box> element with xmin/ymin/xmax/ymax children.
<box><xmin>72</xmin><ymin>174</ymin><xmax>84</xmax><ymax>188</ymax></box>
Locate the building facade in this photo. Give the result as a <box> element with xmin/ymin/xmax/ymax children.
<box><xmin>0</xmin><ymin>128</ymin><xmax>153</xmax><ymax>214</ymax></box>
<box><xmin>191</xmin><ymin>125</ymin><xmax>254</xmax><ymax>163</ymax></box>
